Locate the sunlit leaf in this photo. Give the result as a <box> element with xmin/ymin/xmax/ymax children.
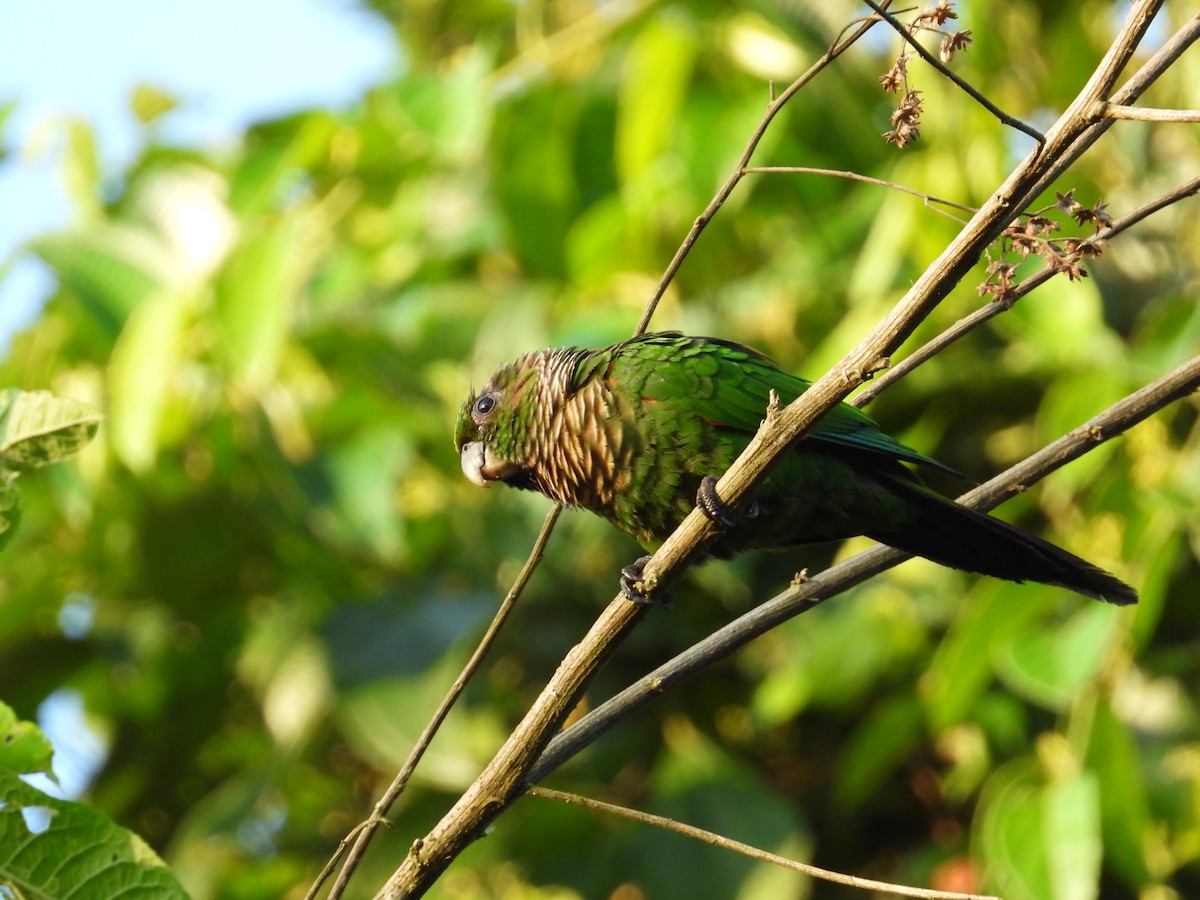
<box><xmin>923</xmin><ymin>581</ymin><xmax>1051</xmax><ymax>730</ymax></box>
<box><xmin>64</xmin><ymin>117</ymin><xmax>101</xmax><ymax>216</ymax></box>
<box><xmin>977</xmin><ymin>757</ymin><xmax>1102</xmax><ymax>900</ymax></box>
<box><xmin>0</xmin><ymin>769</ymin><xmax>188</xmax><ymax>898</ymax></box>
<box><xmin>1042</xmin><ymin>770</ymin><xmax>1101</xmax><ymax>900</ymax></box>
<box><xmin>215</xmin><ymin>225</ymin><xmax>299</xmax><ymax>387</ymax></box>
<box><xmin>1087</xmin><ymin>701</ymin><xmax>1153</xmax><ymax>884</ymax></box>
<box><xmin>106</xmin><ymin>292</ymin><xmax>187</xmax><ymax>471</ymax></box>
<box><xmin>994</xmin><ymin>604</ymin><xmax>1118</xmax><ymax>710</ymax></box>
<box><xmin>30</xmin><ymin>226</ymin><xmax>170</xmax><ymax>335</ymax></box>
<box><xmin>0</xmin><ymin>701</ymin><xmax>55</xmax><ymax>779</ymax></box>
<box><xmin>130</xmin><ymin>82</ymin><xmax>179</xmax><ymax>124</ymax></box>
<box><xmin>0</xmin><ymin>389</ymin><xmax>102</xmax><ymax>469</ymax></box>
<box><xmin>616</xmin><ymin>12</ymin><xmax>698</xmax><ymax>187</ymax></box>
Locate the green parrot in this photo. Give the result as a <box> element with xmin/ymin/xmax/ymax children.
<box><xmin>454</xmin><ymin>332</ymin><xmax>1136</xmax><ymax>606</ymax></box>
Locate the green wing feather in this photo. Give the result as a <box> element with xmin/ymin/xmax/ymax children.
<box><xmin>626</xmin><ymin>333</ymin><xmax>960</xmax><ymax>477</ymax></box>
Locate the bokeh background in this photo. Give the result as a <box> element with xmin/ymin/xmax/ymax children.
<box><xmin>2</xmin><ymin>1</ymin><xmax>1199</xmax><ymax>897</ymax></box>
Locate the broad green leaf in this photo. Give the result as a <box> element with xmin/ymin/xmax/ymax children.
<box><xmin>977</xmin><ymin>759</ymin><xmax>1101</xmax><ymax>900</ymax></box>
<box><xmin>1086</xmin><ymin>702</ymin><xmax>1153</xmax><ymax>884</ymax></box>
<box><xmin>923</xmin><ymin>581</ymin><xmax>1052</xmax><ymax>730</ymax></box>
<box><xmin>0</xmin><ymin>768</ymin><xmax>189</xmax><ymax>898</ymax></box>
<box><xmin>977</xmin><ymin>759</ymin><xmax>1052</xmax><ymax>900</ymax></box>
<box><xmin>832</xmin><ymin>693</ymin><xmax>923</xmax><ymax>811</ymax></box>
<box><xmin>214</xmin><ymin>225</ymin><xmax>298</xmax><ymax>386</ymax></box>
<box><xmin>106</xmin><ymin>292</ymin><xmax>187</xmax><ymax>472</ymax></box>
<box><xmin>491</xmin><ymin>90</ymin><xmax>577</xmax><ymax>276</ymax></box>
<box><xmin>995</xmin><ymin>604</ymin><xmax>1118</xmax><ymax>711</ymax></box>
<box><xmin>0</xmin><ymin>701</ymin><xmax>54</xmax><ymax>779</ymax></box>
<box><xmin>616</xmin><ymin>12</ymin><xmax>698</xmax><ymax>187</ymax></box>
<box><xmin>644</xmin><ymin>726</ymin><xmax>805</xmax><ymax>900</ymax></box>
<box><xmin>398</xmin><ymin>45</ymin><xmax>491</xmax><ymax>160</ymax></box>
<box><xmin>0</xmin><ymin>388</ymin><xmax>102</xmax><ymax>469</ymax></box>
<box><xmin>31</xmin><ymin>226</ymin><xmax>168</xmax><ymax>335</ymax></box>
<box><xmin>1042</xmin><ymin>771</ymin><xmax>1101</xmax><ymax>900</ymax></box>
<box><xmin>228</xmin><ymin>112</ymin><xmax>336</xmax><ymax>216</ymax></box>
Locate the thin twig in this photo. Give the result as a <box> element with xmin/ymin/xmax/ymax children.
<box><xmin>855</xmin><ymin>173</ymin><xmax>1200</xmax><ymax>407</ymax></box>
<box><xmin>743</xmin><ymin>165</ymin><xmax>974</xmax><ymax>218</ymax></box>
<box><xmin>862</xmin><ymin>0</ymin><xmax>1045</xmax><ymax>144</ymax></box>
<box><xmin>529</xmin><ymin>787</ymin><xmax>1000</xmax><ymax>900</ymax></box>
<box><xmin>633</xmin><ymin>4</ymin><xmax>895</xmax><ymax>335</ymax></box>
<box><xmin>1100</xmin><ymin>102</ymin><xmax>1200</xmax><ymax>122</ymax></box>
<box><xmin>314</xmin><ymin>506</ymin><xmax>563</xmax><ymax>899</ymax></box>
<box><xmin>530</xmin><ymin>353</ymin><xmax>1200</xmax><ymax>779</ymax></box>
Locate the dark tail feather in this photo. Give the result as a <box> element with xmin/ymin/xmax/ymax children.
<box><xmin>867</xmin><ymin>477</ymin><xmax>1138</xmax><ymax>606</ymax></box>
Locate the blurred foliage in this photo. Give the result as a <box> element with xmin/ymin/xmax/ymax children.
<box><xmin>1</xmin><ymin>1</ymin><xmax>1199</xmax><ymax>898</ymax></box>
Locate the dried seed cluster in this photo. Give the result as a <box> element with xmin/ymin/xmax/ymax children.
<box><xmin>878</xmin><ymin>0</ymin><xmax>973</xmax><ymax>148</ymax></box>
<box><xmin>979</xmin><ymin>189</ymin><xmax>1114</xmax><ymax>304</ymax></box>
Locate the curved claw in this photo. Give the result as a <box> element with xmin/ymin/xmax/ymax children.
<box><xmin>696</xmin><ymin>476</ymin><xmax>737</xmax><ymax>529</ymax></box>
<box><xmin>620</xmin><ymin>556</ymin><xmax>673</xmax><ymax>609</ymax></box>
<box><xmin>696</xmin><ymin>476</ymin><xmax>760</xmax><ymax>530</ymax></box>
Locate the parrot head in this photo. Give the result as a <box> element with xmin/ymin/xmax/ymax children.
<box><xmin>454</xmin><ymin>354</ymin><xmax>545</xmax><ymax>491</ymax></box>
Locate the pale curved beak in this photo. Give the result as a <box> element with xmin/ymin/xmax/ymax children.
<box><xmin>460</xmin><ymin>440</ymin><xmax>522</xmax><ymax>487</ymax></box>
<box><xmin>460</xmin><ymin>441</ymin><xmax>489</xmax><ymax>487</ymax></box>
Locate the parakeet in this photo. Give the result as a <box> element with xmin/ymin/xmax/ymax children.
<box><xmin>455</xmin><ymin>332</ymin><xmax>1136</xmax><ymax>606</ymax></box>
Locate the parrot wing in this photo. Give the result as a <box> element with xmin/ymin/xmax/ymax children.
<box><xmin>622</xmin><ymin>334</ymin><xmax>962</xmax><ymax>478</ymax></box>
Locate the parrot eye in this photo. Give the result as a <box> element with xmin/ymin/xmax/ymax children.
<box><xmin>473</xmin><ymin>393</ymin><xmax>497</xmax><ymax>417</ymax></box>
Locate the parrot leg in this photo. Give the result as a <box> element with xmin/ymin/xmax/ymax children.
<box><xmin>620</xmin><ymin>556</ymin><xmax>673</xmax><ymax>609</ymax></box>
<box><xmin>696</xmin><ymin>475</ymin><xmax>759</xmax><ymax>529</ymax></box>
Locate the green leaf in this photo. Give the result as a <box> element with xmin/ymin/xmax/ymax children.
<box><xmin>1087</xmin><ymin>702</ymin><xmax>1152</xmax><ymax>884</ymax></box>
<box><xmin>64</xmin><ymin>117</ymin><xmax>101</xmax><ymax>216</ymax></box>
<box><xmin>642</xmin><ymin>726</ymin><xmax>806</xmax><ymax>900</ymax></box>
<box><xmin>977</xmin><ymin>759</ymin><xmax>1101</xmax><ymax>900</ymax></box>
<box><xmin>214</xmin><ymin>225</ymin><xmax>297</xmax><ymax>386</ymax></box>
<box><xmin>130</xmin><ymin>82</ymin><xmax>179</xmax><ymax>124</ymax></box>
<box><xmin>31</xmin><ymin>227</ymin><xmax>168</xmax><ymax>335</ymax></box>
<box><xmin>0</xmin><ymin>476</ymin><xmax>20</xmax><ymax>553</ymax></box>
<box><xmin>0</xmin><ymin>389</ymin><xmax>102</xmax><ymax>470</ymax></box>
<box><xmin>977</xmin><ymin>759</ymin><xmax>1052</xmax><ymax>900</ymax></box>
<box><xmin>0</xmin><ymin>701</ymin><xmax>55</xmax><ymax>779</ymax></box>
<box><xmin>0</xmin><ymin>100</ymin><xmax>15</xmax><ymax>162</ymax></box>
<box><xmin>923</xmin><ymin>581</ymin><xmax>1052</xmax><ymax>730</ymax></box>
<box><xmin>994</xmin><ymin>604</ymin><xmax>1118</xmax><ymax>711</ymax></box>
<box><xmin>106</xmin><ymin>292</ymin><xmax>187</xmax><ymax>472</ymax></box>
<box><xmin>1042</xmin><ymin>770</ymin><xmax>1101</xmax><ymax>900</ymax></box>
<box><xmin>616</xmin><ymin>12</ymin><xmax>698</xmax><ymax>187</ymax></box>
<box><xmin>832</xmin><ymin>693</ymin><xmax>924</xmax><ymax>811</ymax></box>
<box><xmin>0</xmin><ymin>768</ymin><xmax>189</xmax><ymax>898</ymax></box>
<box><xmin>309</xmin><ymin>425</ymin><xmax>414</xmax><ymax>559</ymax></box>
